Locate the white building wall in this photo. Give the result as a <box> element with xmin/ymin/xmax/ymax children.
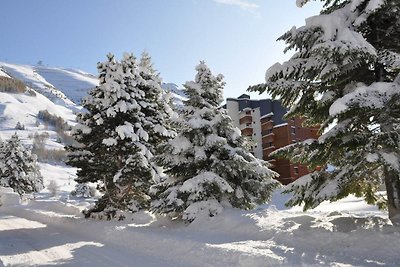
<box><xmin>252</xmin><ymin>108</ymin><xmax>263</xmax><ymax>159</ymax></box>
<box><xmin>225</xmin><ymin>99</ymin><xmax>265</xmax><ymax>159</ymax></box>
<box><xmin>226</xmin><ymin>100</ymin><xmax>240</xmax><ymax>126</ymax></box>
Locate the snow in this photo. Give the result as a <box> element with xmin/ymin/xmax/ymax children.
<box><xmin>102</xmin><ymin>138</ymin><xmax>118</xmax><ymax>146</ymax></box>
<box><xmin>380</xmin><ymin>152</ymin><xmax>400</xmax><ymax>171</ymax></box>
<box><xmin>0</xmin><ymin>62</ymin><xmax>77</xmax><ymax>110</ymax></box>
<box><xmin>304</xmin><ymin>6</ymin><xmax>376</xmax><ymax>56</ymax></box>
<box><xmin>0</xmin><ymin>187</ymin><xmax>20</xmax><ymax>207</ymax></box>
<box><xmin>0</xmin><ymin>68</ymin><xmax>10</xmax><ymax>78</ymax></box>
<box><xmin>273</xmin><ymin>122</ymin><xmax>288</xmax><ymax>128</ymax></box>
<box><xmin>329</xmin><ymin>82</ymin><xmax>400</xmax><ymax>116</ymax></box>
<box><xmin>161</xmin><ymin>83</ymin><xmax>186</xmax><ymax>108</ymax></box>
<box><xmin>115</xmin><ymin>123</ymin><xmax>137</xmax><ymax>141</ymax></box>
<box><xmin>1</xmin><ymin>180</ymin><xmax>399</xmax><ymax>266</ymax></box>
<box><xmin>260</xmin><ymin>112</ymin><xmax>273</xmax><ymax>120</ymax></box>
<box><xmin>180</xmin><ymin>172</ymin><xmax>234</xmax><ymax>195</ymax></box>
<box><xmin>34</xmin><ymin>66</ymin><xmax>98</xmax><ymax>104</ymax></box>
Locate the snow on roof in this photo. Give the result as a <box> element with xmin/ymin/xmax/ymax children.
<box><xmin>273</xmin><ymin>123</ymin><xmax>288</xmax><ymax>128</ymax></box>
<box><xmin>241</xmin><ymin>107</ymin><xmax>252</xmax><ymax>112</ymax></box>
<box><xmin>260</xmin><ymin>112</ymin><xmax>274</xmax><ymax>119</ymax></box>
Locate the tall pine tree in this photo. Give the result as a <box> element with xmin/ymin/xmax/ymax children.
<box><xmin>0</xmin><ymin>133</ymin><xmax>43</xmax><ymax>195</ymax></box>
<box><xmin>152</xmin><ymin>62</ymin><xmax>279</xmax><ymax>222</ymax></box>
<box><xmin>251</xmin><ymin>0</ymin><xmax>400</xmax><ymax>224</ymax></box>
<box><xmin>67</xmin><ymin>52</ymin><xmax>174</xmax><ymax>219</ymax></box>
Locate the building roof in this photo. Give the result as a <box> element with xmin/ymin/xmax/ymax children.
<box><xmin>227</xmin><ymin>95</ymin><xmax>288</xmax><ymax>125</ymax></box>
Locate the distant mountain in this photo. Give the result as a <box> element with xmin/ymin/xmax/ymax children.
<box><xmin>0</xmin><ymin>62</ymin><xmax>98</xmax><ymax>108</ymax></box>
<box><xmin>0</xmin><ymin>65</ymin><xmax>77</xmax><ymax>150</ymax></box>
<box><xmin>0</xmin><ymin>61</ymin><xmax>184</xmax><ymax>148</ymax></box>
<box><xmin>0</xmin><ymin>62</ymin><xmax>185</xmax><ymax>107</ymax></box>
<box><xmin>161</xmin><ymin>82</ymin><xmax>185</xmax><ymax>108</ymax></box>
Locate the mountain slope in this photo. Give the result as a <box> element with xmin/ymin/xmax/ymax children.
<box><xmin>0</xmin><ymin>62</ymin><xmax>97</xmax><ymax>108</ymax></box>
<box><xmin>0</xmin><ymin>62</ymin><xmax>185</xmax><ymax>107</ymax></box>
<box><xmin>0</xmin><ymin>61</ymin><xmax>184</xmax><ymax>146</ymax></box>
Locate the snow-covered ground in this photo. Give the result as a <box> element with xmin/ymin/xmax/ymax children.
<box><xmin>1</xmin><ymin>163</ymin><xmax>399</xmax><ymax>267</ymax></box>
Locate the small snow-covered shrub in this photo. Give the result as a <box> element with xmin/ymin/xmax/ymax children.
<box><xmin>71</xmin><ymin>183</ymin><xmax>96</xmax><ymax>198</ymax></box>
<box><xmin>15</xmin><ymin>121</ymin><xmax>25</xmax><ymax>130</ymax></box>
<box><xmin>47</xmin><ymin>180</ymin><xmax>59</xmax><ymax>197</ymax></box>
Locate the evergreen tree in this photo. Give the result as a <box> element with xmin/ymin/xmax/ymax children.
<box><xmin>152</xmin><ymin>62</ymin><xmax>279</xmax><ymax>222</ymax></box>
<box><xmin>251</xmin><ymin>0</ymin><xmax>400</xmax><ymax>224</ymax></box>
<box><xmin>0</xmin><ymin>133</ymin><xmax>43</xmax><ymax>195</ymax></box>
<box><xmin>67</xmin><ymin>52</ymin><xmax>174</xmax><ymax>219</ymax></box>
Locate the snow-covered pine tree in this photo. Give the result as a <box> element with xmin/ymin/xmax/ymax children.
<box><xmin>137</xmin><ymin>52</ymin><xmax>176</xmax><ymax>178</ymax></box>
<box><xmin>151</xmin><ymin>62</ymin><xmax>279</xmax><ymax>222</ymax></box>
<box><xmin>250</xmin><ymin>0</ymin><xmax>400</xmax><ymax>224</ymax></box>
<box><xmin>67</xmin><ymin>52</ymin><xmax>174</xmax><ymax>219</ymax></box>
<box><xmin>0</xmin><ymin>133</ymin><xmax>43</xmax><ymax>195</ymax></box>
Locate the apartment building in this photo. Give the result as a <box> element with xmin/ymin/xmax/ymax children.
<box><xmin>225</xmin><ymin>94</ymin><xmax>319</xmax><ymax>185</ymax></box>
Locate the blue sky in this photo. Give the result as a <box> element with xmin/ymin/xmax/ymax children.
<box><xmin>0</xmin><ymin>0</ymin><xmax>322</xmax><ymax>98</ymax></box>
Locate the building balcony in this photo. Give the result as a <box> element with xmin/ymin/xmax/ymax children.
<box><xmin>241</xmin><ymin>127</ymin><xmax>253</xmax><ymax>137</ymax></box>
<box><xmin>261</xmin><ymin>130</ymin><xmax>274</xmax><ymax>137</ymax></box>
<box><xmin>239</xmin><ymin>115</ymin><xmax>252</xmax><ymax>125</ymax></box>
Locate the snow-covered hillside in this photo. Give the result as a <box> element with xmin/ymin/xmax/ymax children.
<box><xmin>0</xmin><ymin>61</ymin><xmax>184</xmax><ymax>146</ymax></box>
<box><xmin>0</xmin><ymin>62</ymin><xmax>100</xmax><ymax>105</ymax></box>
<box><xmin>0</xmin><ymin>62</ymin><xmax>185</xmax><ymax>107</ymax></box>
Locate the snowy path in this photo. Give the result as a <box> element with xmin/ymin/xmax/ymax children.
<box><xmin>1</xmin><ymin>197</ymin><xmax>400</xmax><ymax>267</ymax></box>
<box><xmin>0</xmin><ymin>212</ymin><xmax>179</xmax><ymax>267</ymax></box>
<box><xmin>0</xmin><ymin>203</ymin><xmax>282</xmax><ymax>267</ymax></box>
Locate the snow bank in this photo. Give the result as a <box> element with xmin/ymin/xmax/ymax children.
<box><xmin>0</xmin><ymin>187</ymin><xmax>20</xmax><ymax>207</ymax></box>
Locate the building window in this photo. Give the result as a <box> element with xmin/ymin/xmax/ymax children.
<box><xmin>268</xmin><ymin>129</ymin><xmax>273</xmax><ymax>134</ymax></box>
<box><xmin>291</xmin><ymin>127</ymin><xmax>296</xmax><ymax>134</ymax></box>
<box><xmin>269</xmin><ymin>142</ymin><xmax>273</xmax><ymax>147</ymax></box>
<box><xmin>294</xmin><ymin>166</ymin><xmax>299</xmax><ymax>175</ymax></box>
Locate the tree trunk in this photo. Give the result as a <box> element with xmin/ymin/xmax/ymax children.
<box><xmin>383</xmin><ymin>166</ymin><xmax>400</xmax><ymax>226</ymax></box>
